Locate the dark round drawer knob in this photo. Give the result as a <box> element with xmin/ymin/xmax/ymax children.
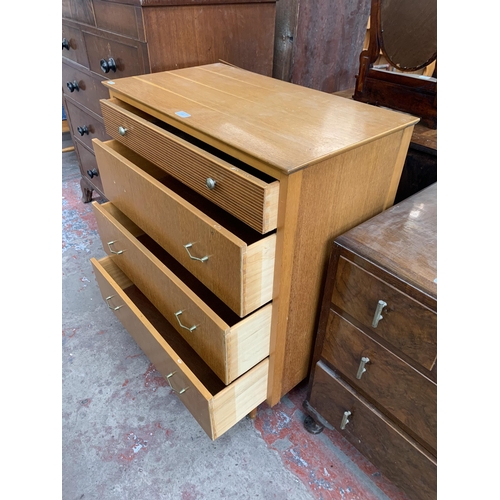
<box><xmin>87</xmin><ymin>169</ymin><xmax>99</xmax><ymax>179</ymax></box>
<box><xmin>62</xmin><ymin>38</ymin><xmax>70</xmax><ymax>50</ymax></box>
<box><xmin>77</xmin><ymin>126</ymin><xmax>89</xmax><ymax>136</ymax></box>
<box><xmin>66</xmin><ymin>80</ymin><xmax>79</xmax><ymax>92</ymax></box>
<box><xmin>100</xmin><ymin>57</ymin><xmax>116</xmax><ymax>74</ymax></box>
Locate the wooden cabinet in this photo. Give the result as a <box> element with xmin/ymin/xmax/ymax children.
<box><xmin>62</xmin><ymin>0</ymin><xmax>277</xmax><ymax>202</ymax></box>
<box><xmin>89</xmin><ymin>63</ymin><xmax>418</xmax><ymax>440</ymax></box>
<box><xmin>273</xmin><ymin>0</ymin><xmax>371</xmax><ymax>93</ymax></box>
<box><xmin>304</xmin><ymin>183</ymin><xmax>437</xmax><ymax>500</ymax></box>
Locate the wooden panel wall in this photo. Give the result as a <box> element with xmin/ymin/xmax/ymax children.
<box><xmin>273</xmin><ymin>0</ymin><xmax>371</xmax><ymax>93</ymax></box>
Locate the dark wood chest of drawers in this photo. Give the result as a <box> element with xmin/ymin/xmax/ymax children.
<box><xmin>62</xmin><ymin>0</ymin><xmax>277</xmax><ymax>202</ymax></box>
<box><xmin>304</xmin><ymin>183</ymin><xmax>437</xmax><ymax>500</ymax></box>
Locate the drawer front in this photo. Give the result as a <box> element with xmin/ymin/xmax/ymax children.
<box><xmin>310</xmin><ymin>362</ymin><xmax>437</xmax><ymax>500</ymax></box>
<box><xmin>62</xmin><ymin>24</ymin><xmax>89</xmax><ymax>67</ymax></box>
<box><xmin>100</xmin><ymin>98</ymin><xmax>279</xmax><ymax>234</ymax></box>
<box><xmin>62</xmin><ymin>63</ymin><xmax>110</xmax><ymax>117</ymax></box>
<box><xmin>64</xmin><ymin>100</ymin><xmax>111</xmax><ymax>151</ymax></box>
<box><xmin>322</xmin><ymin>310</ymin><xmax>436</xmax><ymax>452</ymax></box>
<box><xmin>93</xmin><ymin>138</ymin><xmax>275</xmax><ymax>317</ymax></box>
<box><xmin>62</xmin><ymin>0</ymin><xmax>95</xmax><ymax>25</ymax></box>
<box><xmin>74</xmin><ymin>141</ymin><xmax>104</xmax><ymax>194</ymax></box>
<box><xmin>93</xmin><ymin>0</ymin><xmax>145</xmax><ymax>41</ymax></box>
<box><xmin>332</xmin><ymin>256</ymin><xmax>436</xmax><ymax>370</ymax></box>
<box><xmin>83</xmin><ymin>31</ymin><xmax>148</xmax><ymax>79</ymax></box>
<box><xmin>92</xmin><ymin>201</ymin><xmax>272</xmax><ymax>385</ymax></box>
<box><xmin>90</xmin><ymin>255</ymin><xmax>269</xmax><ymax>440</ymax></box>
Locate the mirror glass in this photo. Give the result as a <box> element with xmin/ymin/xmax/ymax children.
<box><xmin>380</xmin><ymin>0</ymin><xmax>437</xmax><ymax>71</ymax></box>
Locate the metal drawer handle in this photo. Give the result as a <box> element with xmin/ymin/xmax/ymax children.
<box><xmin>371</xmin><ymin>300</ymin><xmax>387</xmax><ymax>328</ymax></box>
<box><xmin>107</xmin><ymin>240</ymin><xmax>124</xmax><ymax>255</ymax></box>
<box><xmin>105</xmin><ymin>295</ymin><xmax>123</xmax><ymax>311</ymax></box>
<box><xmin>205</xmin><ymin>177</ymin><xmax>217</xmax><ymax>190</ymax></box>
<box><xmin>183</xmin><ymin>243</ymin><xmax>208</xmax><ymax>263</ymax></box>
<box><xmin>356</xmin><ymin>357</ymin><xmax>370</xmax><ymax>379</ymax></box>
<box><xmin>340</xmin><ymin>410</ymin><xmax>351</xmax><ymax>430</ymax></box>
<box><xmin>118</xmin><ymin>126</ymin><xmax>127</xmax><ymax>136</ymax></box>
<box><xmin>165</xmin><ymin>371</ymin><xmax>189</xmax><ymax>395</ymax></box>
<box><xmin>174</xmin><ymin>310</ymin><xmax>197</xmax><ymax>332</ymax></box>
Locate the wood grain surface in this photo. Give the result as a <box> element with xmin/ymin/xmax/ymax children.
<box><xmin>91</xmin><ymin>256</ymin><xmax>269</xmax><ymax>440</ymax></box>
<box><xmin>310</xmin><ymin>362</ymin><xmax>437</xmax><ymax>500</ymax></box>
<box><xmin>322</xmin><ymin>310</ymin><xmax>436</xmax><ymax>453</ymax></box>
<box><xmin>102</xmin><ymin>63</ymin><xmax>419</xmax><ymax>174</ymax></box>
<box><xmin>92</xmin><ymin>202</ymin><xmax>272</xmax><ymax>385</ymax></box>
<box><xmin>100</xmin><ymin>98</ymin><xmax>279</xmax><ymax>234</ymax></box>
<box><xmin>93</xmin><ymin>138</ymin><xmax>276</xmax><ymax>316</ymax></box>
<box><xmin>332</xmin><ymin>255</ymin><xmax>436</xmax><ymax>370</ymax></box>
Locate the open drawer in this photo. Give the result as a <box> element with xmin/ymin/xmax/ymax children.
<box><xmin>92</xmin><ymin>138</ymin><xmax>276</xmax><ymax>318</ymax></box>
<box><xmin>99</xmin><ymin>98</ymin><xmax>279</xmax><ymax>234</ymax></box>
<box><xmin>92</xmin><ymin>201</ymin><xmax>272</xmax><ymax>385</ymax></box>
<box><xmin>90</xmin><ymin>256</ymin><xmax>269</xmax><ymax>441</ymax></box>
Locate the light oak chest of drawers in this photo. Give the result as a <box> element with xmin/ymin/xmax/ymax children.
<box><xmin>304</xmin><ymin>183</ymin><xmax>437</xmax><ymax>499</ymax></box>
<box><xmin>89</xmin><ymin>63</ymin><xmax>418</xmax><ymax>440</ymax></box>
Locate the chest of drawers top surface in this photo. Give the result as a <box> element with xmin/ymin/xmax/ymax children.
<box><xmin>102</xmin><ymin>63</ymin><xmax>419</xmax><ymax>174</ymax></box>
<box><xmin>336</xmin><ymin>183</ymin><xmax>437</xmax><ymax>299</ymax></box>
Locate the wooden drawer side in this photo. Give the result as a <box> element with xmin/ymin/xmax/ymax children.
<box><xmin>211</xmin><ymin>358</ymin><xmax>269</xmax><ymax>440</ymax></box>
<box><xmin>309</xmin><ymin>362</ymin><xmax>437</xmax><ymax>500</ymax></box>
<box><xmin>100</xmin><ymin>98</ymin><xmax>279</xmax><ymax>234</ymax></box>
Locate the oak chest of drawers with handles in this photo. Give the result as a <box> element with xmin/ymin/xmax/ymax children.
<box><xmin>88</xmin><ymin>62</ymin><xmax>418</xmax><ymax>440</ymax></box>
<box><xmin>303</xmin><ymin>183</ymin><xmax>437</xmax><ymax>500</ymax></box>
<box><xmin>62</xmin><ymin>0</ymin><xmax>277</xmax><ymax>203</ymax></box>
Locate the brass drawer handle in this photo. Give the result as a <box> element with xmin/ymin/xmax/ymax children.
<box><xmin>174</xmin><ymin>310</ymin><xmax>197</xmax><ymax>332</ymax></box>
<box><xmin>118</xmin><ymin>126</ymin><xmax>127</xmax><ymax>136</ymax></box>
<box><xmin>371</xmin><ymin>300</ymin><xmax>387</xmax><ymax>328</ymax></box>
<box><xmin>340</xmin><ymin>410</ymin><xmax>351</xmax><ymax>430</ymax></box>
<box><xmin>183</xmin><ymin>243</ymin><xmax>208</xmax><ymax>263</ymax></box>
<box><xmin>105</xmin><ymin>295</ymin><xmax>123</xmax><ymax>311</ymax></box>
<box><xmin>165</xmin><ymin>371</ymin><xmax>189</xmax><ymax>395</ymax></box>
<box><xmin>356</xmin><ymin>357</ymin><xmax>370</xmax><ymax>379</ymax></box>
<box><xmin>107</xmin><ymin>240</ymin><xmax>124</xmax><ymax>255</ymax></box>
<box><xmin>205</xmin><ymin>177</ymin><xmax>217</xmax><ymax>190</ymax></box>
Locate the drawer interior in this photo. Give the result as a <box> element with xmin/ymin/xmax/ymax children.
<box><xmin>104</xmin><ymin>140</ymin><xmax>273</xmax><ymax>246</ymax></box>
<box><xmin>101</xmin><ymin>257</ymin><xmax>226</xmax><ymax>396</ymax></box>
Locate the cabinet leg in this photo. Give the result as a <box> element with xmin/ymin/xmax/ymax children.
<box><xmin>80</xmin><ymin>177</ymin><xmax>93</xmax><ymax>203</ymax></box>
<box><xmin>248</xmin><ymin>408</ymin><xmax>258</xmax><ymax>419</ymax></box>
<box><xmin>303</xmin><ymin>415</ymin><xmax>324</xmax><ymax>434</ymax></box>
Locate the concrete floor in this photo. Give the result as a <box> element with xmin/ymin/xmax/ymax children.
<box><xmin>62</xmin><ymin>133</ymin><xmax>410</xmax><ymax>500</ymax></box>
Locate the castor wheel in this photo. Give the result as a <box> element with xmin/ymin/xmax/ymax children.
<box><xmin>304</xmin><ymin>415</ymin><xmax>324</xmax><ymax>434</ymax></box>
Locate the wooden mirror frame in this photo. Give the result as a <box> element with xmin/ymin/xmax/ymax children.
<box><xmin>353</xmin><ymin>0</ymin><xmax>437</xmax><ymax>129</ymax></box>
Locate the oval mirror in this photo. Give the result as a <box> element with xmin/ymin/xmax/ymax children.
<box><xmin>379</xmin><ymin>0</ymin><xmax>437</xmax><ymax>71</ymax></box>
